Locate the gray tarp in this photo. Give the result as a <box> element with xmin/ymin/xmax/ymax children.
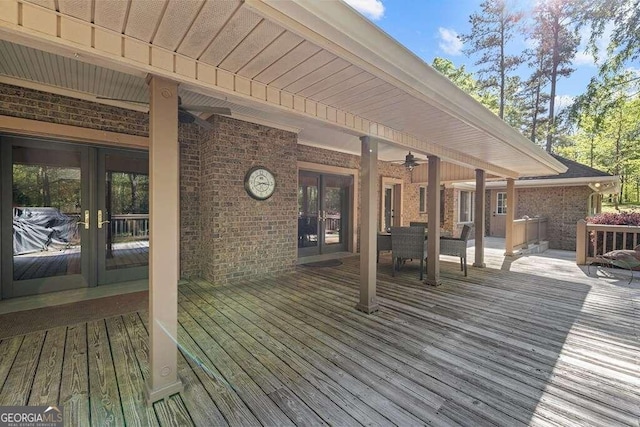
<box><xmin>13</xmin><ymin>207</ymin><xmax>79</xmax><ymax>255</ymax></box>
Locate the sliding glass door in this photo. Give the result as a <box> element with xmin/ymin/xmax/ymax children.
<box><xmin>298</xmin><ymin>171</ymin><xmax>352</xmax><ymax>257</ymax></box>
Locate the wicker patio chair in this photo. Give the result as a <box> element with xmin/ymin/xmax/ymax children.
<box><xmin>391</xmin><ymin>226</ymin><xmax>427</xmax><ymax>280</ymax></box>
<box><xmin>409</xmin><ymin>221</ymin><xmax>428</xmax><ymax>228</ymax></box>
<box><xmin>439</xmin><ymin>224</ymin><xmax>471</xmax><ymax>276</ymax></box>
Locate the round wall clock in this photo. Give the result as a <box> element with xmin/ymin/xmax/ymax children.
<box><xmin>244</xmin><ymin>166</ymin><xmax>276</xmax><ymax>200</ymax></box>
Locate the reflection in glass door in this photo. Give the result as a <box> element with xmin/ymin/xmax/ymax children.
<box><xmin>1</xmin><ymin>137</ymin><xmax>149</xmax><ymax>298</ymax></box>
<box><xmin>1</xmin><ymin>140</ymin><xmax>91</xmax><ymax>298</ymax></box>
<box><xmin>98</xmin><ymin>150</ymin><xmax>149</xmax><ymax>284</ymax></box>
<box><xmin>298</xmin><ymin>171</ymin><xmax>352</xmax><ymax>257</ymax></box>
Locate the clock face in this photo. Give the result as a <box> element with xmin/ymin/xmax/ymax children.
<box><xmin>245</xmin><ymin>167</ymin><xmax>276</xmax><ymax>200</ymax></box>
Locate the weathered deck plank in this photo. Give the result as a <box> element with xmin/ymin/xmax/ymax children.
<box><xmin>0</xmin><ymin>251</ymin><xmax>638</xmax><ymax>427</ymax></box>
<box><xmin>87</xmin><ymin>319</ymin><xmax>125</xmax><ymax>426</ymax></box>
<box><xmin>59</xmin><ymin>324</ymin><xmax>90</xmax><ymax>427</ymax></box>
<box><xmin>0</xmin><ymin>331</ymin><xmax>44</xmax><ymax>405</ymax></box>
<box><xmin>28</xmin><ymin>327</ymin><xmax>66</xmax><ymax>406</ymax></box>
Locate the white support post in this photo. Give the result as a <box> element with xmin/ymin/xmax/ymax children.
<box><xmin>426</xmin><ymin>156</ymin><xmax>441</xmax><ymax>286</ymax></box>
<box><xmin>357</xmin><ymin>135</ymin><xmax>379</xmax><ymax>314</ymax></box>
<box><xmin>504</xmin><ymin>177</ymin><xmax>516</xmax><ymax>257</ymax></box>
<box><xmin>473</xmin><ymin>169</ymin><xmax>486</xmax><ymax>268</ymax></box>
<box><xmin>146</xmin><ymin>75</ymin><xmax>183</xmax><ymax>404</ymax></box>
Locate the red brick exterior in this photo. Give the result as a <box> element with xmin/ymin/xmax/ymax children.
<box><xmin>515</xmin><ymin>186</ymin><xmax>592</xmax><ymax>251</ymax></box>
<box><xmin>200</xmin><ymin>115</ymin><xmax>298</xmax><ymax>284</ymax></box>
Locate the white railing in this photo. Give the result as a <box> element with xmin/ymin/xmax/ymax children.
<box><xmin>576</xmin><ymin>220</ymin><xmax>640</xmax><ymax>264</ymax></box>
<box><xmin>513</xmin><ymin>216</ymin><xmax>548</xmax><ymax>249</ymax></box>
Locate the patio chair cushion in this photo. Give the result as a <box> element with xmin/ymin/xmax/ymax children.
<box><xmin>601</xmin><ymin>246</ymin><xmax>640</xmax><ymax>270</ymax></box>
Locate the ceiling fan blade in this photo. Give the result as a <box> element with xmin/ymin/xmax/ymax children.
<box><xmin>181</xmin><ymin>105</ymin><xmax>232</xmax><ymax>115</ymax></box>
<box><xmin>96</xmin><ymin>96</ymin><xmax>148</xmax><ymax>105</ymax></box>
<box><xmin>178</xmin><ymin>110</ymin><xmax>214</xmax><ymax>130</ymax></box>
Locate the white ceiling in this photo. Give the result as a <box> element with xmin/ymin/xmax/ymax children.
<box><xmin>3</xmin><ymin>0</ymin><xmax>564</xmax><ymax>176</ymax></box>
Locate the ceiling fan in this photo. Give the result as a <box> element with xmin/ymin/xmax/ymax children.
<box><xmin>95</xmin><ymin>95</ymin><xmax>231</xmax><ymax>130</ymax></box>
<box><xmin>391</xmin><ymin>151</ymin><xmax>427</xmax><ymax>171</ymax></box>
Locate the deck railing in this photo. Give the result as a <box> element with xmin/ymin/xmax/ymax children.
<box><xmin>576</xmin><ymin>220</ymin><xmax>640</xmax><ymax>264</ymax></box>
<box><xmin>110</xmin><ymin>214</ymin><xmax>149</xmax><ymax>241</ymax></box>
<box><xmin>513</xmin><ymin>216</ymin><xmax>548</xmax><ymax>249</ymax></box>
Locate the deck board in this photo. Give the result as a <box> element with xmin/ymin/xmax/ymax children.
<box><xmin>0</xmin><ymin>251</ymin><xmax>638</xmax><ymax>426</ymax></box>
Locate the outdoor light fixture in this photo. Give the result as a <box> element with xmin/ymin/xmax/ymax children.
<box><xmin>402</xmin><ymin>151</ymin><xmax>419</xmax><ymax>171</ymax></box>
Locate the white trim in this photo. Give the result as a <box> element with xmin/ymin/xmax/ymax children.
<box><xmin>298</xmin><ymin>139</ymin><xmax>357</xmax><ymax>156</ymax></box>
<box><xmin>453</xmin><ymin>176</ymin><xmax>620</xmax><ymax>193</ymax></box>
<box><xmin>226</xmin><ymin>112</ymin><xmax>301</xmax><ymax>134</ymax></box>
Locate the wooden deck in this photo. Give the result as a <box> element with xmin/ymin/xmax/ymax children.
<box><xmin>0</xmin><ymin>251</ymin><xmax>638</xmax><ymax>426</ymax></box>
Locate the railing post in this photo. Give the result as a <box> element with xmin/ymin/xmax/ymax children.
<box><xmin>576</xmin><ymin>219</ymin><xmax>587</xmax><ymax>265</ymax></box>
<box><xmin>522</xmin><ymin>215</ymin><xmax>529</xmax><ymax>249</ymax></box>
<box><xmin>535</xmin><ymin>215</ymin><xmax>540</xmax><ymax>244</ymax></box>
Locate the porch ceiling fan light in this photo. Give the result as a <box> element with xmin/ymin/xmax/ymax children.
<box><xmin>402</xmin><ymin>152</ymin><xmax>419</xmax><ymax>171</ymax></box>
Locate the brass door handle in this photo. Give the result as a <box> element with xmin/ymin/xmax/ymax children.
<box><xmin>98</xmin><ymin>210</ymin><xmax>110</xmax><ymax>229</ymax></box>
<box><xmin>77</xmin><ymin>210</ymin><xmax>90</xmax><ymax>230</ymax></box>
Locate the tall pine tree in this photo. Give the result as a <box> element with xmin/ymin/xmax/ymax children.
<box><xmin>460</xmin><ymin>0</ymin><xmax>524</xmax><ymax>120</ymax></box>
<box><xmin>531</xmin><ymin>0</ymin><xmax>580</xmax><ymax>153</ymax></box>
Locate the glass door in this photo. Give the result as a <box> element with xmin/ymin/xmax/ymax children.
<box><xmin>97</xmin><ymin>149</ymin><xmax>149</xmax><ymax>284</ymax></box>
<box><xmin>1</xmin><ymin>137</ymin><xmax>150</xmax><ymax>298</ymax></box>
<box><xmin>298</xmin><ymin>171</ymin><xmax>351</xmax><ymax>257</ymax></box>
<box><xmin>1</xmin><ymin>138</ymin><xmax>92</xmax><ymax>298</ymax></box>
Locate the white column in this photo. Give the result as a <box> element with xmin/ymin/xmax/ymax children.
<box><xmin>504</xmin><ymin>177</ymin><xmax>516</xmax><ymax>257</ymax></box>
<box><xmin>473</xmin><ymin>169</ymin><xmax>486</xmax><ymax>268</ymax></box>
<box><xmin>146</xmin><ymin>75</ymin><xmax>183</xmax><ymax>403</ymax></box>
<box><xmin>426</xmin><ymin>156</ymin><xmax>441</xmax><ymax>286</ymax></box>
<box><xmin>356</xmin><ymin>135</ymin><xmax>379</xmax><ymax>314</ymax></box>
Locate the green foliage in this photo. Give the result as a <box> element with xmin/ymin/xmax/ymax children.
<box><xmin>431</xmin><ymin>57</ymin><xmax>498</xmax><ymax>112</ymax></box>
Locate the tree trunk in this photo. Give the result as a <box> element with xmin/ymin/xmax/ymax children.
<box><xmin>545</xmin><ymin>16</ymin><xmax>561</xmax><ymax>153</ymax></box>
<box><xmin>499</xmin><ymin>13</ymin><xmax>505</xmax><ymax>120</ymax></box>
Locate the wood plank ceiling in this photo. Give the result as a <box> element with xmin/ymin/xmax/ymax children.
<box><xmin>10</xmin><ymin>0</ymin><xmax>548</xmax><ymax>174</ymax></box>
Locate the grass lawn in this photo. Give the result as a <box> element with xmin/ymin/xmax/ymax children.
<box><xmin>602</xmin><ymin>202</ymin><xmax>640</xmax><ymax>213</ymax></box>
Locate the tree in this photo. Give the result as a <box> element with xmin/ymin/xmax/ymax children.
<box><xmin>530</xmin><ymin>0</ymin><xmax>580</xmax><ymax>153</ymax></box>
<box><xmin>578</xmin><ymin>0</ymin><xmax>640</xmax><ymax>74</ymax></box>
<box><xmin>460</xmin><ymin>0</ymin><xmax>524</xmax><ymax>120</ymax></box>
<box><xmin>519</xmin><ymin>42</ymin><xmax>552</xmax><ymax>146</ymax></box>
<box><xmin>567</xmin><ymin>71</ymin><xmax>640</xmax><ymax>202</ymax></box>
<box><xmin>431</xmin><ymin>57</ymin><xmax>499</xmax><ymax>112</ymax></box>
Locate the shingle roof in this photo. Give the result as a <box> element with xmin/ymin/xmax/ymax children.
<box><xmin>519</xmin><ymin>154</ymin><xmax>612</xmax><ymax>180</ymax></box>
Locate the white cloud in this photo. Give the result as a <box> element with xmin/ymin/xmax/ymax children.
<box><xmin>343</xmin><ymin>0</ymin><xmax>385</xmax><ymax>21</ymax></box>
<box><xmin>555</xmin><ymin>94</ymin><xmax>574</xmax><ymax>111</ymax></box>
<box><xmin>438</xmin><ymin>27</ymin><xmax>463</xmax><ymax>56</ymax></box>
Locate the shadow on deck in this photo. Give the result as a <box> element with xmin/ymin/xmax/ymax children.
<box><xmin>0</xmin><ymin>251</ymin><xmax>638</xmax><ymax>426</ymax></box>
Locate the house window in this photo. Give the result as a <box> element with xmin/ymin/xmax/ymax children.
<box><xmin>419</xmin><ymin>186</ymin><xmax>427</xmax><ymax>213</ymax></box>
<box><xmin>459</xmin><ymin>190</ymin><xmax>475</xmax><ymax>223</ymax></box>
<box><xmin>496</xmin><ymin>192</ymin><xmax>507</xmax><ymax>215</ymax></box>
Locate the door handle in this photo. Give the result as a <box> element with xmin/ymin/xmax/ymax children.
<box><xmin>98</xmin><ymin>210</ymin><xmax>110</xmax><ymax>229</ymax></box>
<box><xmin>77</xmin><ymin>210</ymin><xmax>90</xmax><ymax>230</ymax></box>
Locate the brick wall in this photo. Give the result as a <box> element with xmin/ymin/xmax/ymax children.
<box><xmin>516</xmin><ymin>186</ymin><xmax>591</xmax><ymax>250</ymax></box>
<box><xmin>200</xmin><ymin>115</ymin><xmax>298</xmax><ymax>284</ymax></box>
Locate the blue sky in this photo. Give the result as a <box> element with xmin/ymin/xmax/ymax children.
<box><xmin>344</xmin><ymin>0</ymin><xmax>636</xmax><ymax>108</ymax></box>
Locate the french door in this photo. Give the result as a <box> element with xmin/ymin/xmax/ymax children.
<box><xmin>298</xmin><ymin>171</ymin><xmax>352</xmax><ymax>257</ymax></box>
<box><xmin>1</xmin><ymin>136</ymin><xmax>149</xmax><ymax>298</ymax></box>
